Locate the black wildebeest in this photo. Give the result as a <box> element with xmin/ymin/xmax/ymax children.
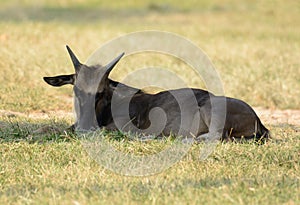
<box><xmin>44</xmin><ymin>45</ymin><xmax>270</xmax><ymax>142</ymax></box>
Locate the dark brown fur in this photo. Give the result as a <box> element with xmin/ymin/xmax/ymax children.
<box><xmin>44</xmin><ymin>46</ymin><xmax>270</xmax><ymax>142</ymax></box>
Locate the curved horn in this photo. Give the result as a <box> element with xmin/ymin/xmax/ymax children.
<box><xmin>105</xmin><ymin>52</ymin><xmax>125</xmax><ymax>74</ymax></box>
<box><xmin>66</xmin><ymin>45</ymin><xmax>81</xmax><ymax>72</ymax></box>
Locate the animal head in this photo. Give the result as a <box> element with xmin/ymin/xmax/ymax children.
<box><xmin>44</xmin><ymin>45</ymin><xmax>124</xmax><ymax>130</ymax></box>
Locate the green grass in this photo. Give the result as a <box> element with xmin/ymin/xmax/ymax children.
<box><xmin>0</xmin><ymin>118</ymin><xmax>299</xmax><ymax>204</ymax></box>
<box><xmin>0</xmin><ymin>0</ymin><xmax>299</xmax><ymax>111</ymax></box>
<box><xmin>0</xmin><ymin>0</ymin><xmax>299</xmax><ymax>204</ymax></box>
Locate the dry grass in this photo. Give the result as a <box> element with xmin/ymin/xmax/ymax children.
<box><xmin>0</xmin><ymin>0</ymin><xmax>299</xmax><ymax>204</ymax></box>
<box><xmin>0</xmin><ymin>116</ymin><xmax>299</xmax><ymax>204</ymax></box>
<box><xmin>0</xmin><ymin>0</ymin><xmax>299</xmax><ymax>112</ymax></box>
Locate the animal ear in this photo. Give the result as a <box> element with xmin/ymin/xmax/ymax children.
<box><xmin>104</xmin><ymin>52</ymin><xmax>125</xmax><ymax>76</ymax></box>
<box><xmin>43</xmin><ymin>74</ymin><xmax>75</xmax><ymax>87</ymax></box>
<box><xmin>97</xmin><ymin>53</ymin><xmax>124</xmax><ymax>92</ymax></box>
<box><xmin>66</xmin><ymin>45</ymin><xmax>82</xmax><ymax>73</ymax></box>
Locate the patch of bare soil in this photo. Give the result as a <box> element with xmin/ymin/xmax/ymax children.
<box><xmin>254</xmin><ymin>107</ymin><xmax>300</xmax><ymax>126</ymax></box>
<box><xmin>0</xmin><ymin>107</ymin><xmax>299</xmax><ymax>126</ymax></box>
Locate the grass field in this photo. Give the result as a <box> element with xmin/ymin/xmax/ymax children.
<box><xmin>0</xmin><ymin>0</ymin><xmax>299</xmax><ymax>204</ymax></box>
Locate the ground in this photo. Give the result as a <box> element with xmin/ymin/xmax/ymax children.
<box><xmin>0</xmin><ymin>0</ymin><xmax>299</xmax><ymax>204</ymax></box>
<box><xmin>1</xmin><ymin>106</ymin><xmax>300</xmax><ymax>127</ymax></box>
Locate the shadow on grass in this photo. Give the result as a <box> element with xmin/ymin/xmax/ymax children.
<box><xmin>1</xmin><ymin>117</ymin><xmax>297</xmax><ymax>144</ymax></box>
<box><xmin>0</xmin><ymin>5</ymin><xmax>178</xmax><ymax>23</ymax></box>
<box><xmin>0</xmin><ymin>3</ymin><xmax>235</xmax><ymax>23</ymax></box>
<box><xmin>0</xmin><ymin>120</ymin><xmax>74</xmax><ymax>143</ymax></box>
<box><xmin>0</xmin><ymin>119</ymin><xmax>148</xmax><ymax>143</ymax></box>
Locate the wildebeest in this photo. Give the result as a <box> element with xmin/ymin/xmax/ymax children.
<box><xmin>44</xmin><ymin>45</ymin><xmax>270</xmax><ymax>142</ymax></box>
